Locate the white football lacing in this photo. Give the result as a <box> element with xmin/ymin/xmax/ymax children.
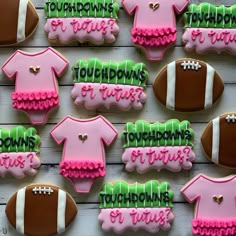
<box><xmin>181</xmin><ymin>60</ymin><xmax>202</xmax><ymax>71</ymax></box>
<box><xmin>225</xmin><ymin>114</ymin><xmax>236</xmax><ymax>123</ymax></box>
<box><xmin>32</xmin><ymin>186</ymin><xmax>54</xmax><ymax>195</ymax></box>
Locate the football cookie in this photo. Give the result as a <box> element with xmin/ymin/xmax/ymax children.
<box><xmin>122</xmin><ymin>0</ymin><xmax>189</xmax><ymax>60</ymax></box>
<box><xmin>0</xmin><ymin>126</ymin><xmax>41</xmax><ymax>178</ymax></box>
<box><xmin>183</xmin><ymin>3</ymin><xmax>236</xmax><ymax>54</ymax></box>
<box><xmin>181</xmin><ymin>174</ymin><xmax>236</xmax><ymax>236</ymax></box>
<box><xmin>50</xmin><ymin>115</ymin><xmax>118</xmax><ymax>193</ymax></box>
<box><xmin>44</xmin><ymin>0</ymin><xmax>119</xmax><ymax>45</ymax></box>
<box><xmin>153</xmin><ymin>58</ymin><xmax>224</xmax><ymax>112</ymax></box>
<box><xmin>1</xmin><ymin>47</ymin><xmax>69</xmax><ymax>125</ymax></box>
<box><xmin>0</xmin><ymin>0</ymin><xmax>39</xmax><ymax>46</ymax></box>
<box><xmin>122</xmin><ymin>119</ymin><xmax>195</xmax><ymax>173</ymax></box>
<box><xmin>6</xmin><ymin>184</ymin><xmax>77</xmax><ymax>236</ymax></box>
<box><xmin>201</xmin><ymin>113</ymin><xmax>236</xmax><ymax>168</ymax></box>
<box><xmin>98</xmin><ymin>180</ymin><xmax>174</xmax><ymax>233</ymax></box>
<box><xmin>71</xmin><ymin>58</ymin><xmax>148</xmax><ymax>110</ymax></box>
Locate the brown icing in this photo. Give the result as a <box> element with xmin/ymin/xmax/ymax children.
<box><xmin>0</xmin><ymin>0</ymin><xmax>38</xmax><ymax>46</ymax></box>
<box><xmin>153</xmin><ymin>58</ymin><xmax>224</xmax><ymax>112</ymax></box>
<box><xmin>5</xmin><ymin>184</ymin><xmax>77</xmax><ymax>236</ymax></box>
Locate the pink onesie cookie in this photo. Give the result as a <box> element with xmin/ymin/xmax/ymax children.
<box><xmin>181</xmin><ymin>174</ymin><xmax>236</xmax><ymax>236</ymax></box>
<box><xmin>50</xmin><ymin>115</ymin><xmax>118</xmax><ymax>193</ymax></box>
<box><xmin>1</xmin><ymin>47</ymin><xmax>68</xmax><ymax>125</ymax></box>
<box><xmin>122</xmin><ymin>0</ymin><xmax>189</xmax><ymax>60</ymax></box>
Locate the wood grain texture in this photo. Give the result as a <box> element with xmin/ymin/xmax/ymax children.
<box><xmin>0</xmin><ymin>0</ymin><xmax>235</xmax><ymax>235</ymax></box>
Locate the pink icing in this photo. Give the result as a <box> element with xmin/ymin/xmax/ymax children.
<box><xmin>122</xmin><ymin>146</ymin><xmax>195</xmax><ymax>173</ymax></box>
<box><xmin>12</xmin><ymin>91</ymin><xmax>58</xmax><ymax>111</ymax></box>
<box><xmin>59</xmin><ymin>160</ymin><xmax>105</xmax><ymax>178</ymax></box>
<box><xmin>71</xmin><ymin>82</ymin><xmax>146</xmax><ymax>110</ymax></box>
<box><xmin>131</xmin><ymin>27</ymin><xmax>177</xmax><ymax>46</ymax></box>
<box><xmin>183</xmin><ymin>28</ymin><xmax>236</xmax><ymax>54</ymax></box>
<box><xmin>192</xmin><ymin>219</ymin><xmax>236</xmax><ymax>236</ymax></box>
<box><xmin>98</xmin><ymin>208</ymin><xmax>174</xmax><ymax>233</ymax></box>
<box><xmin>0</xmin><ymin>152</ymin><xmax>40</xmax><ymax>178</ymax></box>
<box><xmin>44</xmin><ymin>18</ymin><xmax>119</xmax><ymax>44</ymax></box>
<box><xmin>181</xmin><ymin>174</ymin><xmax>236</xmax><ymax>236</ymax></box>
<box><xmin>122</xmin><ymin>0</ymin><xmax>189</xmax><ymax>60</ymax></box>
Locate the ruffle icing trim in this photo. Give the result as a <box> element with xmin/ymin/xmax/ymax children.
<box><xmin>192</xmin><ymin>218</ymin><xmax>236</xmax><ymax>236</ymax></box>
<box><xmin>131</xmin><ymin>27</ymin><xmax>177</xmax><ymax>46</ymax></box>
<box><xmin>59</xmin><ymin>160</ymin><xmax>105</xmax><ymax>178</ymax></box>
<box><xmin>11</xmin><ymin>91</ymin><xmax>59</xmax><ymax>111</ymax></box>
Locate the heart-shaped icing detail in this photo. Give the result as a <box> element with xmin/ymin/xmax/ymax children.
<box><xmin>29</xmin><ymin>66</ymin><xmax>40</xmax><ymax>75</ymax></box>
<box><xmin>212</xmin><ymin>195</ymin><xmax>223</xmax><ymax>204</ymax></box>
<box><xmin>78</xmin><ymin>133</ymin><xmax>88</xmax><ymax>142</ymax></box>
<box><xmin>149</xmin><ymin>2</ymin><xmax>159</xmax><ymax>11</ymax></box>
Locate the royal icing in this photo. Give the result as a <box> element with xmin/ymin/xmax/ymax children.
<box><xmin>0</xmin><ymin>126</ymin><xmax>40</xmax><ymax>178</ymax></box>
<box><xmin>50</xmin><ymin>115</ymin><xmax>118</xmax><ymax>193</ymax></box>
<box><xmin>122</xmin><ymin>0</ymin><xmax>189</xmax><ymax>60</ymax></box>
<box><xmin>98</xmin><ymin>180</ymin><xmax>174</xmax><ymax>233</ymax></box>
<box><xmin>6</xmin><ymin>184</ymin><xmax>77</xmax><ymax>236</ymax></box>
<box><xmin>71</xmin><ymin>59</ymin><xmax>148</xmax><ymax>110</ymax></box>
<box><xmin>181</xmin><ymin>174</ymin><xmax>236</xmax><ymax>236</ymax></box>
<box><xmin>1</xmin><ymin>47</ymin><xmax>69</xmax><ymax>125</ymax></box>
<box><xmin>44</xmin><ymin>0</ymin><xmax>119</xmax><ymax>45</ymax></box>
<box><xmin>122</xmin><ymin>119</ymin><xmax>195</xmax><ymax>173</ymax></box>
<box><xmin>183</xmin><ymin>3</ymin><xmax>236</xmax><ymax>54</ymax></box>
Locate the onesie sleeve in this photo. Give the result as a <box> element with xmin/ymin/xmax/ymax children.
<box><xmin>122</xmin><ymin>0</ymin><xmax>138</xmax><ymax>14</ymax></box>
<box><xmin>48</xmin><ymin>47</ymin><xmax>69</xmax><ymax>76</ymax></box>
<box><xmin>173</xmin><ymin>0</ymin><xmax>189</xmax><ymax>14</ymax></box>
<box><xmin>181</xmin><ymin>174</ymin><xmax>205</xmax><ymax>203</ymax></box>
<box><xmin>1</xmin><ymin>51</ymin><xmax>20</xmax><ymax>79</ymax></box>
<box><xmin>50</xmin><ymin>117</ymin><xmax>70</xmax><ymax>144</ymax></box>
<box><xmin>99</xmin><ymin>117</ymin><xmax>118</xmax><ymax>145</ymax></box>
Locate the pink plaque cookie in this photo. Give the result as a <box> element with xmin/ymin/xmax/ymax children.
<box><xmin>1</xmin><ymin>47</ymin><xmax>68</xmax><ymax>125</ymax></box>
<box><xmin>182</xmin><ymin>174</ymin><xmax>236</xmax><ymax>236</ymax></box>
<box><xmin>122</xmin><ymin>0</ymin><xmax>189</xmax><ymax>60</ymax></box>
<box><xmin>50</xmin><ymin>115</ymin><xmax>118</xmax><ymax>193</ymax></box>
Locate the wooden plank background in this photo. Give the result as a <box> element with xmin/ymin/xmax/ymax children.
<box><xmin>0</xmin><ymin>0</ymin><xmax>235</xmax><ymax>235</ymax></box>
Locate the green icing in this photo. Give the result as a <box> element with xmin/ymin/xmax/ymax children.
<box><xmin>184</xmin><ymin>3</ymin><xmax>236</xmax><ymax>28</ymax></box>
<box><xmin>44</xmin><ymin>0</ymin><xmax>119</xmax><ymax>19</ymax></box>
<box><xmin>122</xmin><ymin>119</ymin><xmax>194</xmax><ymax>148</ymax></box>
<box><xmin>0</xmin><ymin>126</ymin><xmax>40</xmax><ymax>153</ymax></box>
<box><xmin>72</xmin><ymin>58</ymin><xmax>148</xmax><ymax>87</ymax></box>
<box><xmin>99</xmin><ymin>180</ymin><xmax>174</xmax><ymax>209</ymax></box>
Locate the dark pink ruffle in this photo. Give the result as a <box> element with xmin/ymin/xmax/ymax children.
<box><xmin>11</xmin><ymin>91</ymin><xmax>59</xmax><ymax>111</ymax></box>
<box><xmin>192</xmin><ymin>219</ymin><xmax>236</xmax><ymax>236</ymax></box>
<box><xmin>59</xmin><ymin>160</ymin><xmax>105</xmax><ymax>178</ymax></box>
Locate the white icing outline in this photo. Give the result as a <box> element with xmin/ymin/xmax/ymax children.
<box><xmin>204</xmin><ymin>64</ymin><xmax>214</xmax><ymax>109</ymax></box>
<box><xmin>17</xmin><ymin>0</ymin><xmax>28</xmax><ymax>42</ymax></box>
<box><xmin>212</xmin><ymin>116</ymin><xmax>220</xmax><ymax>164</ymax></box>
<box><xmin>16</xmin><ymin>187</ymin><xmax>26</xmax><ymax>234</ymax></box>
<box><xmin>32</xmin><ymin>186</ymin><xmax>54</xmax><ymax>195</ymax></box>
<box><xmin>57</xmin><ymin>189</ymin><xmax>66</xmax><ymax>234</ymax></box>
<box><xmin>166</xmin><ymin>61</ymin><xmax>176</xmax><ymax>110</ymax></box>
<box><xmin>225</xmin><ymin>114</ymin><xmax>236</xmax><ymax>122</ymax></box>
<box><xmin>181</xmin><ymin>60</ymin><xmax>202</xmax><ymax>71</ymax></box>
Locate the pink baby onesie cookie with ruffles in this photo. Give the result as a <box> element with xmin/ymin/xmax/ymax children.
<box><xmin>1</xmin><ymin>47</ymin><xmax>68</xmax><ymax>125</ymax></box>
<box><xmin>50</xmin><ymin>115</ymin><xmax>118</xmax><ymax>193</ymax></box>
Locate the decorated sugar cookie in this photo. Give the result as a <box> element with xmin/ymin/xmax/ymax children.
<box><xmin>50</xmin><ymin>115</ymin><xmax>118</xmax><ymax>193</ymax></box>
<box><xmin>5</xmin><ymin>183</ymin><xmax>77</xmax><ymax>236</ymax></box>
<box><xmin>183</xmin><ymin>3</ymin><xmax>236</xmax><ymax>54</ymax></box>
<box><xmin>122</xmin><ymin>119</ymin><xmax>195</xmax><ymax>173</ymax></box>
<box><xmin>201</xmin><ymin>113</ymin><xmax>236</xmax><ymax>168</ymax></box>
<box><xmin>0</xmin><ymin>126</ymin><xmax>40</xmax><ymax>178</ymax></box>
<box><xmin>44</xmin><ymin>0</ymin><xmax>119</xmax><ymax>45</ymax></box>
<box><xmin>181</xmin><ymin>174</ymin><xmax>236</xmax><ymax>236</ymax></box>
<box><xmin>1</xmin><ymin>47</ymin><xmax>68</xmax><ymax>125</ymax></box>
<box><xmin>122</xmin><ymin>0</ymin><xmax>189</xmax><ymax>60</ymax></box>
<box><xmin>0</xmin><ymin>0</ymin><xmax>39</xmax><ymax>46</ymax></box>
<box><xmin>153</xmin><ymin>58</ymin><xmax>224</xmax><ymax>112</ymax></box>
<box><xmin>71</xmin><ymin>59</ymin><xmax>148</xmax><ymax>110</ymax></box>
<box><xmin>98</xmin><ymin>180</ymin><xmax>174</xmax><ymax>233</ymax></box>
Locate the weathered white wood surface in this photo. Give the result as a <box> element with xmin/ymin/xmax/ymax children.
<box><xmin>0</xmin><ymin>1</ymin><xmax>235</xmax><ymax>235</ymax></box>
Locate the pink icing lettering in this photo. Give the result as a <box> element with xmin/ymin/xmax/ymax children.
<box><xmin>191</xmin><ymin>29</ymin><xmax>205</xmax><ymax>43</ymax></box>
<box><xmin>0</xmin><ymin>154</ymin><xmax>25</xmax><ymax>169</ymax></box>
<box><xmin>108</xmin><ymin>19</ymin><xmax>115</xmax><ymax>32</ymax></box>
<box><xmin>81</xmin><ymin>85</ymin><xmax>96</xmax><ymax>99</ymax></box>
<box><xmin>110</xmin><ymin>210</ymin><xmax>124</xmax><ymax>224</ymax></box>
<box><xmin>131</xmin><ymin>150</ymin><xmax>145</xmax><ymax>163</ymax></box>
<box><xmin>208</xmin><ymin>30</ymin><xmax>236</xmax><ymax>45</ymax></box>
<box><xmin>51</xmin><ymin>19</ymin><xmax>67</xmax><ymax>32</ymax></box>
<box><xmin>27</xmin><ymin>153</ymin><xmax>34</xmax><ymax>168</ymax></box>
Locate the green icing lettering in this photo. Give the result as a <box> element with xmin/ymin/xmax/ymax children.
<box><xmin>72</xmin><ymin>58</ymin><xmax>148</xmax><ymax>87</ymax></box>
<box><xmin>0</xmin><ymin>126</ymin><xmax>40</xmax><ymax>153</ymax></box>
<box><xmin>184</xmin><ymin>3</ymin><xmax>236</xmax><ymax>29</ymax></box>
<box><xmin>44</xmin><ymin>0</ymin><xmax>119</xmax><ymax>19</ymax></box>
<box><xmin>122</xmin><ymin>119</ymin><xmax>194</xmax><ymax>148</ymax></box>
<box><xmin>99</xmin><ymin>180</ymin><xmax>174</xmax><ymax>209</ymax></box>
